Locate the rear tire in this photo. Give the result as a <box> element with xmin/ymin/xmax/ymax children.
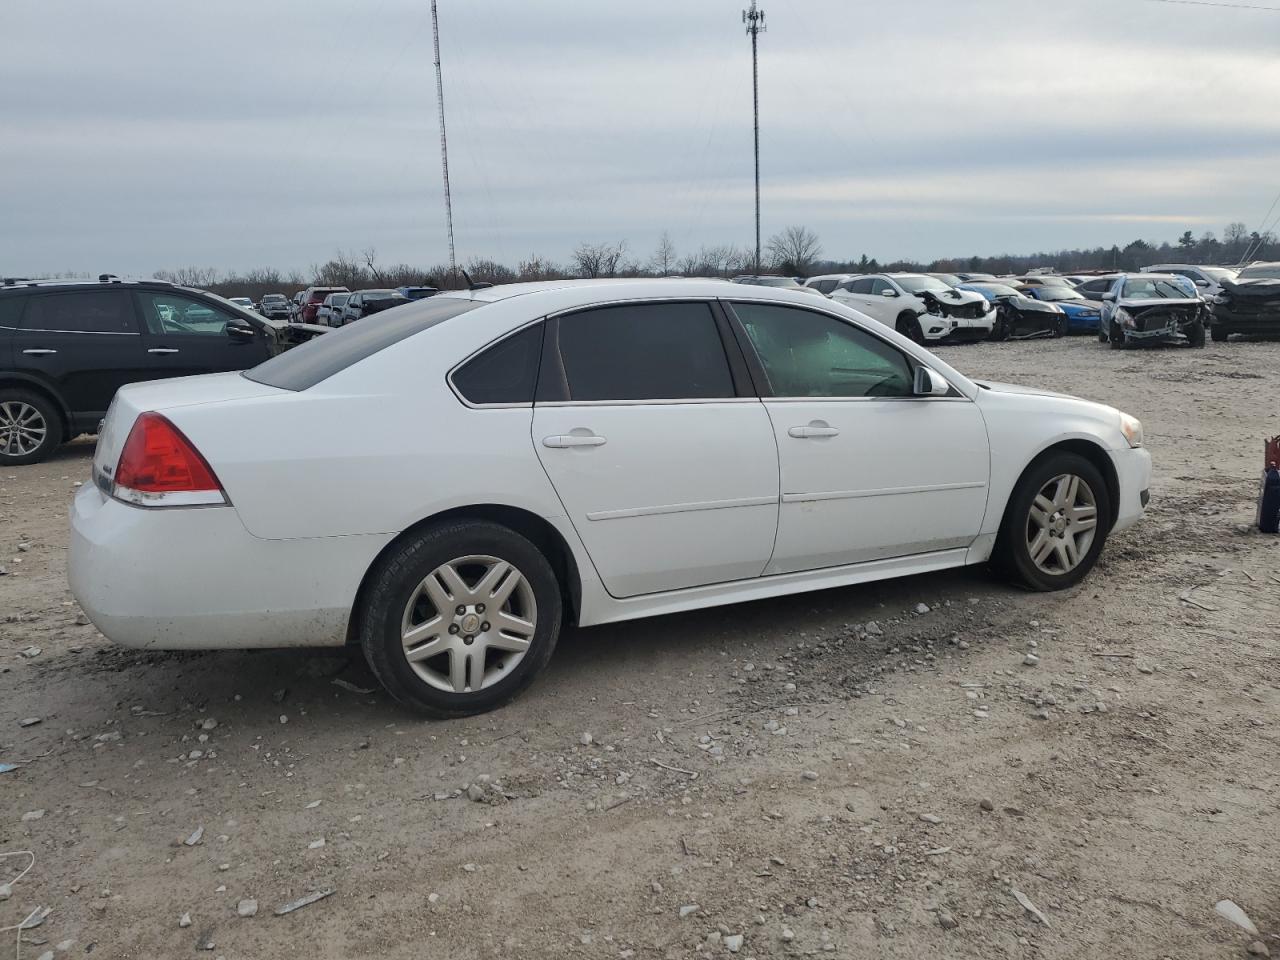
<box><xmin>896</xmin><ymin>312</ymin><xmax>924</xmax><ymax>344</ymax></box>
<box><xmin>993</xmin><ymin>451</ymin><xmax>1112</xmax><ymax>592</ymax></box>
<box><xmin>0</xmin><ymin>389</ymin><xmax>63</xmax><ymax>466</ymax></box>
<box><xmin>1187</xmin><ymin>319</ymin><xmax>1206</xmax><ymax>348</ymax></box>
<box><xmin>360</xmin><ymin>519</ymin><xmax>563</xmax><ymax>717</ymax></box>
<box><xmin>1210</xmin><ymin>323</ymin><xmax>1229</xmax><ymax>343</ymax></box>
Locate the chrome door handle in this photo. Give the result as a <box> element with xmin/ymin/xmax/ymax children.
<box><xmin>542</xmin><ymin>434</ymin><xmax>607</xmax><ymax>449</ymax></box>
<box><xmin>22</xmin><ymin>349</ymin><xmax>57</xmax><ymax>356</ymax></box>
<box><xmin>148</xmin><ymin>348</ymin><xmax>180</xmax><ymax>355</ymax></box>
<box><xmin>788</xmin><ymin>425</ymin><xmax>840</xmax><ymax>439</ymax></box>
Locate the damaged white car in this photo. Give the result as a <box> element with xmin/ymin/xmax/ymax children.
<box><xmin>1098</xmin><ymin>274</ymin><xmax>1207</xmax><ymax>349</ymax></box>
<box><xmin>830</xmin><ymin>273</ymin><xmax>996</xmax><ymax>344</ymax></box>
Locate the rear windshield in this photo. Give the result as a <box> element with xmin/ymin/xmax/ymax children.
<box><xmin>245</xmin><ymin>296</ymin><xmax>481</xmax><ymax>391</ymax></box>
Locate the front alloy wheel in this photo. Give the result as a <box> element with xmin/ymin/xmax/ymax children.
<box><xmin>994</xmin><ymin>451</ymin><xmax>1112</xmax><ymax>591</ymax></box>
<box><xmin>1026</xmin><ymin>474</ymin><xmax>1097</xmax><ymax>575</ymax></box>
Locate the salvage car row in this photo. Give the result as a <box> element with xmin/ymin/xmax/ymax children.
<box><xmin>741</xmin><ymin>261</ymin><xmax>1280</xmax><ymax>348</ymax></box>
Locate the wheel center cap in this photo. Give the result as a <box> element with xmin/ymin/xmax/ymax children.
<box><xmin>459</xmin><ymin>613</ymin><xmax>481</xmax><ymax>635</ymax></box>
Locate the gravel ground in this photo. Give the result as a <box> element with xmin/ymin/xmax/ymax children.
<box><xmin>1</xmin><ymin>336</ymin><xmax>1278</xmax><ymax>960</ymax></box>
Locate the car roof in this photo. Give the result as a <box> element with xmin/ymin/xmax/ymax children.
<box><xmin>443</xmin><ymin>277</ymin><xmax>860</xmax><ymax>307</ymax></box>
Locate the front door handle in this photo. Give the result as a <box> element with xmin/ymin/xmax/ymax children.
<box><xmin>542</xmin><ymin>434</ymin><xmax>607</xmax><ymax>449</ymax></box>
<box><xmin>788</xmin><ymin>423</ymin><xmax>840</xmax><ymax>439</ymax></box>
<box><xmin>148</xmin><ymin>348</ymin><xmax>180</xmax><ymax>355</ymax></box>
<box><xmin>22</xmin><ymin>349</ymin><xmax>57</xmax><ymax>356</ymax></box>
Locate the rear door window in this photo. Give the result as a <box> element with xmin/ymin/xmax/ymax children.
<box><xmin>539</xmin><ymin>302</ymin><xmax>734</xmax><ymax>402</ymax></box>
<box><xmin>21</xmin><ymin>290</ymin><xmax>138</xmax><ymax>334</ymax></box>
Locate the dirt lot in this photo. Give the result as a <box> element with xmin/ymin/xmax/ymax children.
<box><xmin>2</xmin><ymin>336</ymin><xmax>1278</xmax><ymax>960</ymax></box>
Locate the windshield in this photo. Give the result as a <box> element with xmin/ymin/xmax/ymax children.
<box><xmin>1035</xmin><ymin>288</ymin><xmax>1085</xmax><ymax>301</ymax></box>
<box><xmin>966</xmin><ymin>283</ymin><xmax>1021</xmax><ymax>298</ymax></box>
<box><xmin>894</xmin><ymin>276</ymin><xmax>951</xmax><ymax>294</ymax></box>
<box><xmin>1238</xmin><ymin>263</ymin><xmax>1280</xmax><ymax>280</ymax></box>
<box><xmin>1201</xmin><ymin>267</ymin><xmax>1237</xmax><ymax>282</ymax></box>
<box><xmin>262</xmin><ymin>295</ymin><xmax>285</xmax><ymax>303</ymax></box>
<box><xmin>929</xmin><ymin>274</ymin><xmax>961</xmax><ymax>285</ymax></box>
<box><xmin>1122</xmin><ymin>277</ymin><xmax>1197</xmax><ymax>300</ymax></box>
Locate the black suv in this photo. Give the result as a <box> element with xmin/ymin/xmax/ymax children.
<box><xmin>0</xmin><ymin>275</ymin><xmax>323</xmax><ymax>465</ymax></box>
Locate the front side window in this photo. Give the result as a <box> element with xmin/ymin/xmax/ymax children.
<box><xmin>732</xmin><ymin>302</ymin><xmax>913</xmax><ymax>399</ymax></box>
<box><xmin>138</xmin><ymin>292</ymin><xmax>236</xmax><ymax>336</ymax></box>
<box><xmin>22</xmin><ymin>291</ymin><xmax>137</xmax><ymax>334</ymax></box>
<box><xmin>869</xmin><ymin>278</ymin><xmax>895</xmax><ymax>296</ymax></box>
<box><xmin>543</xmin><ymin>302</ymin><xmax>734</xmax><ymax>402</ymax></box>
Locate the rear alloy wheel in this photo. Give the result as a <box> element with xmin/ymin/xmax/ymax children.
<box><xmin>0</xmin><ymin>390</ymin><xmax>62</xmax><ymax>466</ymax></box>
<box><xmin>994</xmin><ymin>452</ymin><xmax>1111</xmax><ymax>591</ymax></box>
<box><xmin>360</xmin><ymin>520</ymin><xmax>562</xmax><ymax>717</ymax></box>
<box><xmin>896</xmin><ymin>312</ymin><xmax>925</xmax><ymax>344</ymax></box>
<box><xmin>1186</xmin><ymin>319</ymin><xmax>1206</xmax><ymax>348</ymax></box>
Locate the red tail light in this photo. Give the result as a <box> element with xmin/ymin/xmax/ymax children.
<box><xmin>113</xmin><ymin>413</ymin><xmax>225</xmax><ymax>506</ymax></box>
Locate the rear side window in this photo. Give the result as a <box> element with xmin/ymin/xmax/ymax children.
<box><xmin>844</xmin><ymin>277</ymin><xmax>874</xmax><ymax>294</ymax></box>
<box><xmin>541</xmin><ymin>302</ymin><xmax>734</xmax><ymax>402</ymax></box>
<box><xmin>452</xmin><ymin>324</ymin><xmax>543</xmax><ymax>405</ymax></box>
<box><xmin>245</xmin><ymin>296</ymin><xmax>481</xmax><ymax>391</ymax></box>
<box><xmin>22</xmin><ymin>291</ymin><xmax>137</xmax><ymax>333</ymax></box>
<box><xmin>0</xmin><ymin>295</ymin><xmax>23</xmax><ymax>328</ymax></box>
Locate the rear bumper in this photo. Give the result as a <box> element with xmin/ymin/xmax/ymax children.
<box><xmin>69</xmin><ymin>485</ymin><xmax>392</xmax><ymax>650</ymax></box>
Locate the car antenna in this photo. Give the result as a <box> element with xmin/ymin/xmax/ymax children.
<box><xmin>460</xmin><ymin>269</ymin><xmax>493</xmax><ymax>291</ymax></box>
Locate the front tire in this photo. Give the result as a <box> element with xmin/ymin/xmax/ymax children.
<box><xmin>1108</xmin><ymin>319</ymin><xmax>1127</xmax><ymax>349</ymax></box>
<box><xmin>896</xmin><ymin>312</ymin><xmax>924</xmax><ymax>344</ymax></box>
<box><xmin>1210</xmin><ymin>323</ymin><xmax>1229</xmax><ymax>343</ymax></box>
<box><xmin>0</xmin><ymin>390</ymin><xmax>63</xmax><ymax>466</ymax></box>
<box><xmin>993</xmin><ymin>452</ymin><xmax>1112</xmax><ymax>592</ymax></box>
<box><xmin>360</xmin><ymin>520</ymin><xmax>563</xmax><ymax>717</ymax></box>
<box><xmin>1187</xmin><ymin>319</ymin><xmax>1206</xmax><ymax>348</ymax></box>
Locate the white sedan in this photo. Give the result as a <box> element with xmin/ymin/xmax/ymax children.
<box><xmin>69</xmin><ymin>279</ymin><xmax>1151</xmax><ymax>717</ymax></box>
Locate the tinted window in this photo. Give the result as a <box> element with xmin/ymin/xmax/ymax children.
<box><xmin>0</xmin><ymin>295</ymin><xmax>23</xmax><ymax>328</ymax></box>
<box><xmin>870</xmin><ymin>278</ymin><xmax>894</xmax><ymax>296</ymax></box>
<box><xmin>846</xmin><ymin>277</ymin><xmax>875</xmax><ymax>294</ymax></box>
<box><xmin>732</xmin><ymin>302</ymin><xmax>913</xmax><ymax>399</ymax></box>
<box><xmin>22</xmin><ymin>291</ymin><xmax>137</xmax><ymax>333</ymax></box>
<box><xmin>545</xmin><ymin>302</ymin><xmax>733</xmax><ymax>402</ymax></box>
<box><xmin>246</xmin><ymin>296</ymin><xmax>481</xmax><ymax>391</ymax></box>
<box><xmin>813</xmin><ymin>279</ymin><xmax>838</xmax><ymax>294</ymax></box>
<box><xmin>138</xmin><ymin>292</ymin><xmax>235</xmax><ymax>336</ymax></box>
<box><xmin>453</xmin><ymin>324</ymin><xmax>543</xmax><ymax>405</ymax></box>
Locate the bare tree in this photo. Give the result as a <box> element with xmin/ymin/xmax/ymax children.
<box><xmin>154</xmin><ymin>266</ymin><xmax>221</xmax><ymax>288</ymax></box>
<box><xmin>572</xmin><ymin>240</ymin><xmax>628</xmax><ymax>278</ymax></box>
<box><xmin>361</xmin><ymin>247</ymin><xmax>385</xmax><ymax>284</ymax></box>
<box><xmin>517</xmin><ymin>254</ymin><xmax>560</xmax><ymax>281</ymax></box>
<box><xmin>464</xmin><ymin>257</ymin><xmax>517</xmax><ymax>284</ymax></box>
<box><xmin>766</xmin><ymin>226</ymin><xmax>822</xmax><ymax>275</ymax></box>
<box><xmin>649</xmin><ymin>231</ymin><xmax>677</xmax><ymax>276</ymax></box>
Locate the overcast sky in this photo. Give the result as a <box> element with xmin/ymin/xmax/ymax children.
<box><xmin>5</xmin><ymin>0</ymin><xmax>1280</xmax><ymax>276</ymax></box>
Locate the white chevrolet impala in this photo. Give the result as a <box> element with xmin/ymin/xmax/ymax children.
<box><xmin>69</xmin><ymin>279</ymin><xmax>1151</xmax><ymax>716</ymax></box>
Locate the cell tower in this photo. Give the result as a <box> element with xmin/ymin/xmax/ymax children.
<box><xmin>431</xmin><ymin>0</ymin><xmax>456</xmax><ymax>282</ymax></box>
<box><xmin>743</xmin><ymin>2</ymin><xmax>765</xmax><ymax>275</ymax></box>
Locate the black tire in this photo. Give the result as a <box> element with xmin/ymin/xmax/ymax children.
<box><xmin>1210</xmin><ymin>323</ymin><xmax>1229</xmax><ymax>343</ymax></box>
<box><xmin>896</xmin><ymin>312</ymin><xmax>924</xmax><ymax>344</ymax></box>
<box><xmin>1097</xmin><ymin>320</ymin><xmax>1108</xmax><ymax>343</ymax></box>
<box><xmin>1052</xmin><ymin>315</ymin><xmax>1066</xmax><ymax>338</ymax></box>
<box><xmin>993</xmin><ymin>451</ymin><xmax>1113</xmax><ymax>592</ymax></box>
<box><xmin>991</xmin><ymin>309</ymin><xmax>1010</xmax><ymax>341</ymax></box>
<box><xmin>1186</xmin><ymin>319</ymin><xmax>1206</xmax><ymax>348</ymax></box>
<box><xmin>360</xmin><ymin>519</ymin><xmax>563</xmax><ymax>717</ymax></box>
<box><xmin>1108</xmin><ymin>319</ymin><xmax>1127</xmax><ymax>349</ymax></box>
<box><xmin>0</xmin><ymin>389</ymin><xmax>63</xmax><ymax>466</ymax></box>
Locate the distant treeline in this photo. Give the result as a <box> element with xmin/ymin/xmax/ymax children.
<box><xmin>38</xmin><ymin>222</ymin><xmax>1275</xmax><ymax>302</ymax></box>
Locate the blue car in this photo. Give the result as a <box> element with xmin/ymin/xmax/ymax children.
<box><xmin>1019</xmin><ymin>285</ymin><xmax>1102</xmax><ymax>334</ymax></box>
<box><xmin>396</xmin><ymin>285</ymin><xmax>439</xmax><ymax>301</ymax></box>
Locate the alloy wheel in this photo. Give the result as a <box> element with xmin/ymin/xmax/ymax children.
<box><xmin>0</xmin><ymin>401</ymin><xmax>48</xmax><ymax>458</ymax></box>
<box><xmin>1025</xmin><ymin>473</ymin><xmax>1098</xmax><ymax>575</ymax></box>
<box><xmin>399</xmin><ymin>555</ymin><xmax>537</xmax><ymax>694</ymax></box>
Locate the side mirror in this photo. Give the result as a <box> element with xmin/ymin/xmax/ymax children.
<box><xmin>1101</xmin><ymin>292</ymin><xmax>1116</xmax><ymax>302</ymax></box>
<box><xmin>881</xmin><ymin>289</ymin><xmax>897</xmax><ymax>298</ymax></box>
<box><xmin>913</xmin><ymin>366</ymin><xmax>949</xmax><ymax>397</ymax></box>
<box><xmin>226</xmin><ymin>319</ymin><xmax>255</xmax><ymax>341</ymax></box>
<box><xmin>1194</xmin><ymin>279</ymin><xmax>1209</xmax><ymax>287</ymax></box>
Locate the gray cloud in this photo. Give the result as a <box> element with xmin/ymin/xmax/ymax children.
<box><xmin>3</xmin><ymin>0</ymin><xmax>1280</xmax><ymax>276</ymax></box>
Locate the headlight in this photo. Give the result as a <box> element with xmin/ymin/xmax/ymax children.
<box><xmin>1119</xmin><ymin>412</ymin><xmax>1143</xmax><ymax>449</ymax></box>
<box><xmin>1115</xmin><ymin>307</ymin><xmax>1134</xmax><ymax>328</ymax></box>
